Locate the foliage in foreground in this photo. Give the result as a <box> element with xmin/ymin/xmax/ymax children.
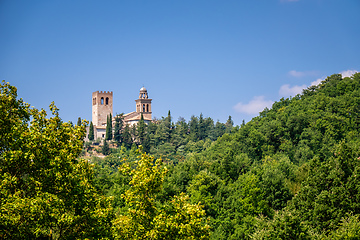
<box><xmin>112</xmin><ymin>148</ymin><xmax>210</xmax><ymax>239</ymax></box>
<box><xmin>0</xmin><ymin>81</ymin><xmax>113</xmax><ymax>239</ymax></box>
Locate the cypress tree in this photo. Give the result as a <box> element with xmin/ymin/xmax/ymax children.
<box><xmin>109</xmin><ymin>113</ymin><xmax>113</xmax><ymax>139</ymax></box>
<box><xmin>131</xmin><ymin>124</ymin><xmax>137</xmax><ymax>142</ymax></box>
<box><xmin>88</xmin><ymin>121</ymin><xmax>94</xmax><ymax>141</ymax></box>
<box><xmin>122</xmin><ymin>124</ymin><xmax>133</xmax><ymax>149</ymax></box>
<box><xmin>189</xmin><ymin>115</ymin><xmax>199</xmax><ymax>141</ymax></box>
<box><xmin>101</xmin><ymin>139</ymin><xmax>110</xmax><ymax>155</ymax></box>
<box><xmin>225</xmin><ymin>115</ymin><xmax>234</xmax><ymax>133</ymax></box>
<box><xmin>198</xmin><ymin>113</ymin><xmax>205</xmax><ymax>140</ymax></box>
<box><xmin>137</xmin><ymin>113</ymin><xmax>146</xmax><ymax>145</ymax></box>
<box><xmin>77</xmin><ymin>117</ymin><xmax>81</xmax><ymax>126</ymax></box>
<box><xmin>241</xmin><ymin>119</ymin><xmax>246</xmax><ymax>128</ymax></box>
<box><xmin>114</xmin><ymin>114</ymin><xmax>124</xmax><ymax>144</ymax></box>
<box><xmin>105</xmin><ymin>113</ymin><xmax>113</xmax><ymax>140</ymax></box>
<box><xmin>164</xmin><ymin>110</ymin><xmax>172</xmax><ymax>141</ymax></box>
<box><xmin>105</xmin><ymin>115</ymin><xmax>110</xmax><ymax>140</ymax></box>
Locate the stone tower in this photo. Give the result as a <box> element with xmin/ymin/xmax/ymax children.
<box><xmin>136</xmin><ymin>87</ymin><xmax>152</xmax><ymax>114</ymax></box>
<box><xmin>92</xmin><ymin>91</ymin><xmax>113</xmax><ymax>127</ymax></box>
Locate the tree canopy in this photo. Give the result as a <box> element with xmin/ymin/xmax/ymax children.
<box><xmin>3</xmin><ymin>71</ymin><xmax>360</xmax><ymax>239</ymax></box>
<box><xmin>91</xmin><ymin>72</ymin><xmax>360</xmax><ymax>239</ymax></box>
<box><xmin>0</xmin><ymin>81</ymin><xmax>113</xmax><ymax>239</ymax></box>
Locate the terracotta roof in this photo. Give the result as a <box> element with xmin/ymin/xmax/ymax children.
<box><xmin>124</xmin><ymin>112</ymin><xmax>151</xmax><ymax>121</ymax></box>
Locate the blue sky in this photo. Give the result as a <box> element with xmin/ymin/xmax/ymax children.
<box><xmin>1</xmin><ymin>0</ymin><xmax>359</xmax><ymax>125</ymax></box>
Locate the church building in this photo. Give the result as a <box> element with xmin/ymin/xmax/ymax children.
<box><xmin>123</xmin><ymin>87</ymin><xmax>152</xmax><ymax>125</ymax></box>
<box><xmin>91</xmin><ymin>87</ymin><xmax>152</xmax><ymax>139</ymax></box>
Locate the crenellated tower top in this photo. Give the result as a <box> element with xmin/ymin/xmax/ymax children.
<box><xmin>92</xmin><ymin>90</ymin><xmax>113</xmax><ymax>127</ymax></box>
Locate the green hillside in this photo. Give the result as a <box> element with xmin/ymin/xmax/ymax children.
<box><xmin>93</xmin><ymin>73</ymin><xmax>360</xmax><ymax>239</ymax></box>
<box><xmin>163</xmin><ymin>73</ymin><xmax>360</xmax><ymax>239</ymax></box>
<box><xmin>2</xmin><ymin>72</ymin><xmax>360</xmax><ymax>239</ymax></box>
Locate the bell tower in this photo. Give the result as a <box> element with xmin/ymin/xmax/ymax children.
<box><xmin>92</xmin><ymin>91</ymin><xmax>113</xmax><ymax>126</ymax></box>
<box><xmin>135</xmin><ymin>87</ymin><xmax>152</xmax><ymax>114</ymax></box>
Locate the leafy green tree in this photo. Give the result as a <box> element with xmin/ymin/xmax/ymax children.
<box><xmin>112</xmin><ymin>148</ymin><xmax>210</xmax><ymax>239</ymax></box>
<box><xmin>188</xmin><ymin>169</ymin><xmax>222</xmax><ymax>218</ymax></box>
<box><xmin>251</xmin><ymin>208</ymin><xmax>310</xmax><ymax>240</ymax></box>
<box><xmin>88</xmin><ymin>121</ymin><xmax>95</xmax><ymax>141</ymax></box>
<box><xmin>0</xmin><ymin>81</ymin><xmax>113</xmax><ymax>239</ymax></box>
<box><xmin>291</xmin><ymin>141</ymin><xmax>360</xmax><ymax>233</ymax></box>
<box><xmin>257</xmin><ymin>155</ymin><xmax>293</xmax><ymax>211</ymax></box>
<box><xmin>327</xmin><ymin>214</ymin><xmax>360</xmax><ymax>239</ymax></box>
<box><xmin>222</xmin><ymin>173</ymin><xmax>268</xmax><ymax>239</ymax></box>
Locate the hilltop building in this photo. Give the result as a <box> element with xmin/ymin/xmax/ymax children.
<box><xmin>123</xmin><ymin>87</ymin><xmax>152</xmax><ymax>125</ymax></box>
<box><xmin>91</xmin><ymin>91</ymin><xmax>113</xmax><ymax>139</ymax></box>
<box><xmin>91</xmin><ymin>87</ymin><xmax>152</xmax><ymax>139</ymax></box>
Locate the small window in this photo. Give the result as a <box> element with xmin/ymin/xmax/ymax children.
<box><xmin>106</xmin><ymin>97</ymin><xmax>109</xmax><ymax>105</ymax></box>
<box><xmin>93</xmin><ymin>98</ymin><xmax>96</xmax><ymax>105</ymax></box>
<box><xmin>146</xmin><ymin>104</ymin><xmax>149</xmax><ymax>112</ymax></box>
<box><xmin>143</xmin><ymin>104</ymin><xmax>146</xmax><ymax>112</ymax></box>
<box><xmin>101</xmin><ymin>97</ymin><xmax>104</xmax><ymax>105</ymax></box>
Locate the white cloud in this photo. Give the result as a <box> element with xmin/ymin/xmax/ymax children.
<box><xmin>279</xmin><ymin>84</ymin><xmax>306</xmax><ymax>96</ymax></box>
<box><xmin>281</xmin><ymin>69</ymin><xmax>358</xmax><ymax>97</ymax></box>
<box><xmin>234</xmin><ymin>96</ymin><xmax>274</xmax><ymax>115</ymax></box>
<box><xmin>310</xmin><ymin>78</ymin><xmax>323</xmax><ymax>86</ymax></box>
<box><xmin>311</xmin><ymin>69</ymin><xmax>358</xmax><ymax>86</ymax></box>
<box><xmin>340</xmin><ymin>69</ymin><xmax>358</xmax><ymax>78</ymax></box>
<box><xmin>288</xmin><ymin>70</ymin><xmax>305</xmax><ymax>77</ymax></box>
<box><xmin>288</xmin><ymin>70</ymin><xmax>318</xmax><ymax>78</ymax></box>
<box><xmin>235</xmin><ymin>69</ymin><xmax>358</xmax><ymax>116</ymax></box>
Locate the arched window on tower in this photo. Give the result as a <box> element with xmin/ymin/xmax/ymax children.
<box><xmin>143</xmin><ymin>104</ymin><xmax>146</xmax><ymax>112</ymax></box>
<box><xmin>146</xmin><ymin>104</ymin><xmax>149</xmax><ymax>112</ymax></box>
<box><xmin>106</xmin><ymin>97</ymin><xmax>109</xmax><ymax>105</ymax></box>
<box><xmin>101</xmin><ymin>97</ymin><xmax>104</xmax><ymax>105</ymax></box>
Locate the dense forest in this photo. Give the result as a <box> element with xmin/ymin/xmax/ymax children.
<box><xmin>1</xmin><ymin>72</ymin><xmax>360</xmax><ymax>239</ymax></box>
